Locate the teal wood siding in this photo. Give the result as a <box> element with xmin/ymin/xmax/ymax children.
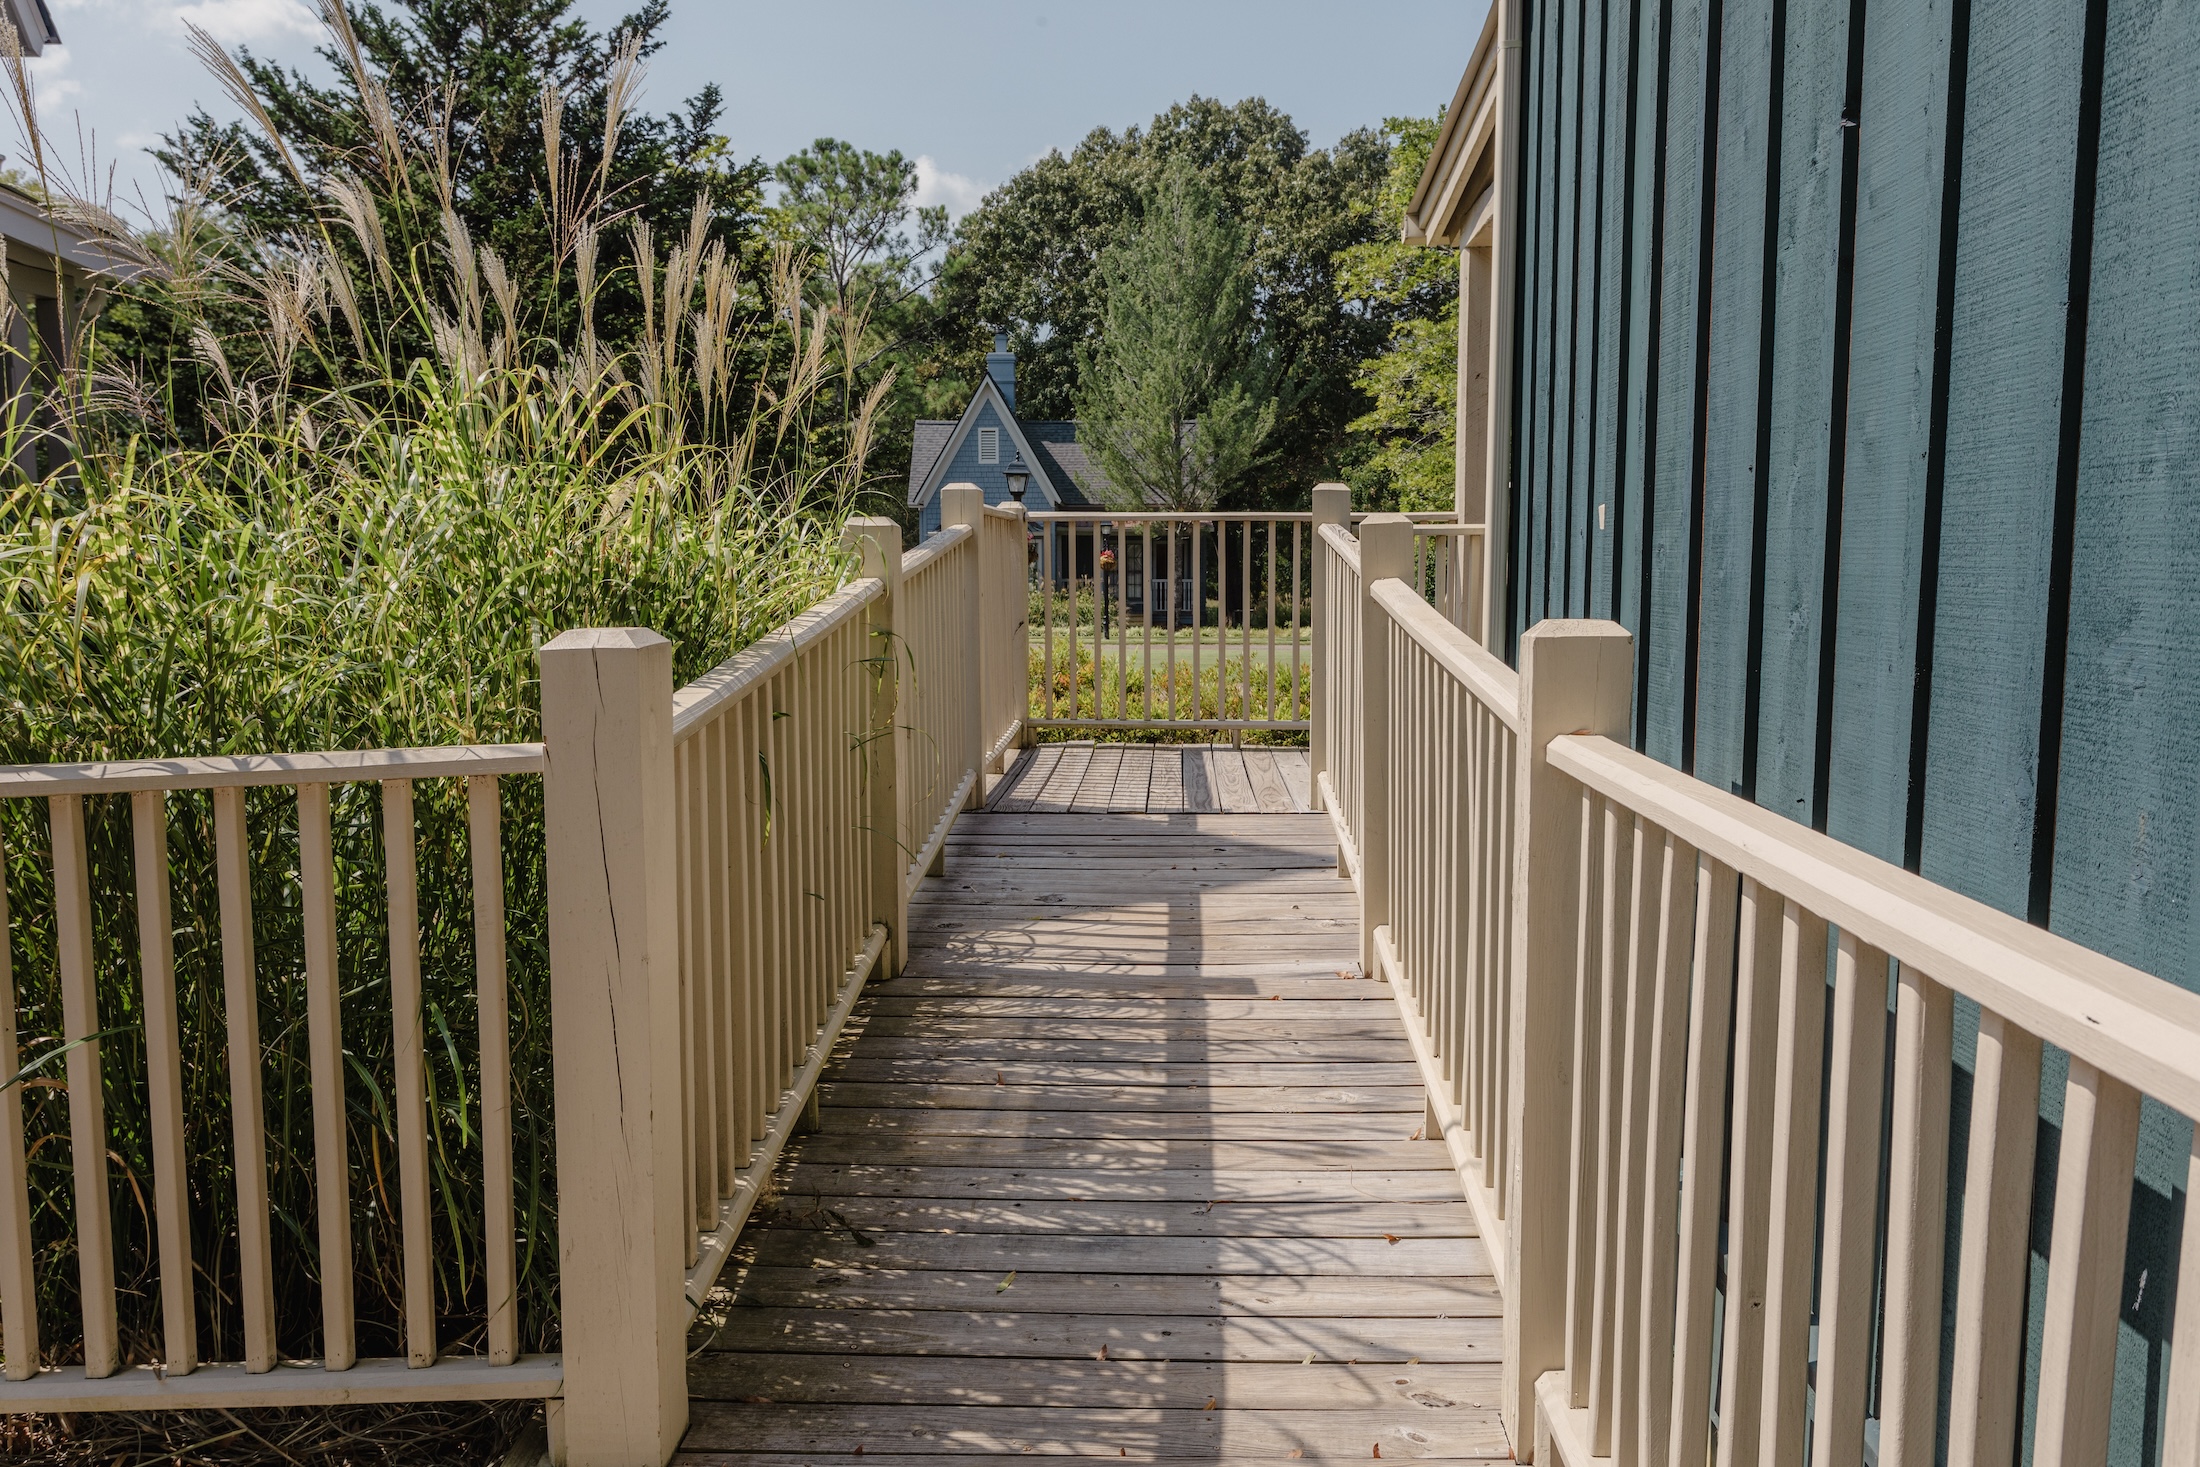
<box><xmin>1504</xmin><ymin>0</ymin><xmax>2199</xmax><ymax>1458</ymax></box>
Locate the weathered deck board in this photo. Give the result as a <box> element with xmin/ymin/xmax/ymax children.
<box><xmin>986</xmin><ymin>745</ymin><xmax>1312</xmax><ymax>815</ymax></box>
<box><xmin>684</xmin><ymin>810</ymin><xmax>1501</xmax><ymax>1463</ymax></box>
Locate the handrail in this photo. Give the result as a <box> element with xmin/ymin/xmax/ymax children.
<box><xmin>0</xmin><ymin>743</ymin><xmax>544</xmax><ymax>796</ymax></box>
<box><xmin>1024</xmin><ymin>509</ymin><xmax>1460</xmax><ymax>523</ymax></box>
<box><xmin>672</xmin><ymin>576</ymin><xmax>881</xmax><ymax>739</ymax></box>
<box><xmin>1312</xmin><ymin>504</ymin><xmax>2193</xmax><ymax>1463</ymax></box>
<box><xmin>1550</xmin><ymin>731</ymin><xmax>2200</xmax><ymax>1117</ymax></box>
<box><xmin>1370</xmin><ymin>580</ymin><xmax>1518</xmax><ymax>730</ymax></box>
<box><xmin>1319</xmin><ymin>519</ymin><xmax>1362</xmax><ymax>574</ymax></box>
<box><xmin>899</xmin><ymin>520</ymin><xmax>972</xmax><ymax>580</ymax></box>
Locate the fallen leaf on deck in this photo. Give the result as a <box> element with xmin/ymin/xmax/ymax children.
<box><xmin>1409</xmin><ymin>1126</ymin><xmax>1425</xmax><ymax>1141</ymax></box>
<box><xmin>1384</xmin><ymin>1234</ymin><xmax>1401</xmax><ymax>1244</ymax></box>
<box><xmin>997</xmin><ymin>1272</ymin><xmax>1017</xmax><ymax>1292</ymax></box>
<box><xmin>1097</xmin><ymin>1343</ymin><xmax>1108</xmax><ymax>1360</ymax></box>
<box><xmin>1302</xmin><ymin>1354</ymin><xmax>1315</xmax><ymax>1365</ymax></box>
<box><xmin>1204</xmin><ymin>1398</ymin><xmax>1218</xmax><ymax>1411</ymax></box>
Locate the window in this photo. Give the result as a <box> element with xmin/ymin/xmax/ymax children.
<box><xmin>978</xmin><ymin>427</ymin><xmax>999</xmax><ymax>464</ymax></box>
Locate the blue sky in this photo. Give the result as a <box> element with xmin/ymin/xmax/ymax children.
<box><xmin>30</xmin><ymin>0</ymin><xmax>1489</xmax><ymax>223</ymax></box>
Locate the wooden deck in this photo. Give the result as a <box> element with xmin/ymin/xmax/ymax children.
<box><xmin>680</xmin><ymin>803</ymin><xmax>1505</xmax><ymax>1463</ymax></box>
<box><xmin>989</xmin><ymin>745</ymin><xmax>1314</xmax><ymax>814</ymax></box>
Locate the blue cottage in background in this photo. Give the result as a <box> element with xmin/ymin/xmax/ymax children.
<box><xmin>906</xmin><ymin>335</ymin><xmax>1113</xmax><ymax>537</ymax></box>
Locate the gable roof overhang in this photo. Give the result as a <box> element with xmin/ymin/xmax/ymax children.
<box><xmin>1402</xmin><ymin>2</ymin><xmax>1506</xmax><ymax>249</ymax></box>
<box><xmin>908</xmin><ymin>372</ymin><xmax>1067</xmax><ymax>509</ymax></box>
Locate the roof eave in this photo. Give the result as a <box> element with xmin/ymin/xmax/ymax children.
<box><xmin>1405</xmin><ymin>2</ymin><xmax>1505</xmax><ymax>248</ymax></box>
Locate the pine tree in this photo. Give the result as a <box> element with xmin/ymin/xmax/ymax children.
<box><xmin>1072</xmin><ymin>165</ymin><xmax>1280</xmax><ymax>512</ymax></box>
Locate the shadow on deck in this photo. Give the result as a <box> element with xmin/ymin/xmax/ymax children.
<box><xmin>676</xmin><ymin>747</ymin><xmax>1506</xmax><ymax>1464</ymax></box>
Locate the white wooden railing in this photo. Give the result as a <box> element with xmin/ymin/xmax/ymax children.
<box><xmin>1311</xmin><ymin>486</ymin><xmax>2200</xmax><ymax>1467</ymax></box>
<box><xmin>1029</xmin><ymin>508</ymin><xmax>1464</xmax><ymax>736</ymax></box>
<box><xmin>0</xmin><ymin>487</ymin><xmax>1028</xmax><ymax>1464</ymax></box>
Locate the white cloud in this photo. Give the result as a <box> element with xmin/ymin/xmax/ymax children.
<box><xmin>912</xmin><ymin>155</ymin><xmax>988</xmax><ymax>221</ymax></box>
<box><xmin>24</xmin><ymin>46</ymin><xmax>82</xmax><ymax>106</ymax></box>
<box><xmin>168</xmin><ymin>0</ymin><xmax>319</xmax><ymax>44</ymax></box>
<box><xmin>49</xmin><ymin>0</ymin><xmax>320</xmax><ymax>45</ymax></box>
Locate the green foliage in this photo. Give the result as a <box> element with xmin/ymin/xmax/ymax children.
<box><xmin>1072</xmin><ymin>166</ymin><xmax>1278</xmax><ymax>511</ymax></box>
<box><xmin>771</xmin><ymin>139</ymin><xmax>947</xmax><ymax>317</ymax></box>
<box><xmin>1336</xmin><ymin>116</ymin><xmax>1459</xmax><ymax>513</ymax></box>
<box><xmin>1029</xmin><ymin>648</ymin><xmax>1309</xmax><ymax>745</ymax></box>
<box><xmin>0</xmin><ymin>367</ymin><xmax>848</xmax><ymax>1371</ymax></box>
<box><xmin>766</xmin><ymin>139</ymin><xmax>954</xmax><ymax>524</ymax></box>
<box><xmin>935</xmin><ymin>97</ymin><xmax>1390</xmax><ymax>506</ymax></box>
<box><xmin>152</xmin><ymin>0</ymin><xmax>762</xmax><ymax>366</ymax></box>
<box><xmin>0</xmin><ymin>4</ymin><xmax>863</xmax><ymax>1377</ymax></box>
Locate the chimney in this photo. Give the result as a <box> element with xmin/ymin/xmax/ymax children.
<box><xmin>985</xmin><ymin>332</ymin><xmax>1016</xmax><ymax>412</ymax></box>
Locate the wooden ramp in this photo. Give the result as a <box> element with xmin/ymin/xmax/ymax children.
<box><xmin>681</xmin><ymin>806</ymin><xmax>1506</xmax><ymax>1464</ymax></box>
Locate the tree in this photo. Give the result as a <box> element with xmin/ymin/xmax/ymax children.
<box><xmin>153</xmin><ymin>0</ymin><xmax>763</xmax><ymax>361</ymax></box>
<box><xmin>1335</xmin><ymin>116</ymin><xmax>1459</xmax><ymax>511</ymax></box>
<box><xmin>932</xmin><ymin>96</ymin><xmax>1389</xmax><ymax>506</ymax></box>
<box><xmin>770</xmin><ymin>139</ymin><xmax>946</xmax><ymax>319</ymax></box>
<box><xmin>764</xmin><ymin>139</ymin><xmax>957</xmax><ymax>518</ymax></box>
<box><xmin>1073</xmin><ymin>165</ymin><xmax>1278</xmax><ymax>512</ymax></box>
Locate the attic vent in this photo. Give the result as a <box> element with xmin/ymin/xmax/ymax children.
<box><xmin>978</xmin><ymin>428</ymin><xmax>999</xmax><ymax>465</ymax></box>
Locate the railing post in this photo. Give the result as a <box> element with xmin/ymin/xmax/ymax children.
<box><xmin>539</xmin><ymin>628</ymin><xmax>688</xmax><ymax>1467</ymax></box>
<box><xmin>847</xmin><ymin>518</ymin><xmax>906</xmax><ymax>981</ymax></box>
<box><xmin>1309</xmin><ymin>484</ymin><xmax>1350</xmax><ymax>813</ymax></box>
<box><xmin>1506</xmin><ymin>618</ymin><xmax>1632</xmax><ymax>1452</ymax></box>
<box><xmin>941</xmin><ymin>483</ymin><xmax>987</xmax><ymax>807</ymax></box>
<box><xmin>1356</xmin><ymin>515</ymin><xmax>1416</xmax><ymax>980</ymax></box>
<box><xmin>999</xmin><ymin>503</ymin><xmax>1032</xmax><ymax>760</ymax></box>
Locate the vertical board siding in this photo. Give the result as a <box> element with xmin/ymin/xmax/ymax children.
<box><xmin>1548</xmin><ymin>0</ymin><xmax>1583</xmax><ymax>621</ymax></box>
<box><xmin>1569</xmin><ymin>0</ymin><xmax>1610</xmax><ymax>617</ymax></box>
<box><xmin>1621</xmin><ymin>0</ymin><xmax>1672</xmax><ymax>742</ymax></box>
<box><xmin>2050</xmin><ymin>4</ymin><xmax>2200</xmax><ymax>1454</ymax></box>
<box><xmin>1915</xmin><ymin>0</ymin><xmax>2088</xmax><ymax>916</ymax></box>
<box><xmin>1502</xmin><ymin>0</ymin><xmax>2200</xmax><ymax>1459</ymax></box>
<box><xmin>1589</xmin><ymin>0</ymin><xmax>1634</xmax><ymax>623</ymax></box>
<box><xmin>1691</xmin><ymin>0</ymin><xmax>1779</xmax><ymax>799</ymax></box>
<box><xmin>1643</xmin><ymin>0</ymin><xmax>1714</xmax><ymax>769</ymax></box>
<box><xmin>1749</xmin><ymin>0</ymin><xmax>1851</xmax><ymax>826</ymax></box>
<box><xmin>1820</xmin><ymin>0</ymin><xmax>1959</xmax><ymax>866</ymax></box>
<box><xmin>2050</xmin><ymin>0</ymin><xmax>2200</xmax><ymax>1055</ymax></box>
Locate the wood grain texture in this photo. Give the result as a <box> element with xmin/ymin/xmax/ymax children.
<box><xmin>1752</xmin><ymin>0</ymin><xmax>1853</xmax><ymax>821</ymax></box>
<box><xmin>1642</xmin><ymin>0</ymin><xmax>1714</xmax><ymax>766</ymax></box>
<box><xmin>1691</xmin><ymin>0</ymin><xmax>1777</xmax><ymax>798</ymax></box>
<box><xmin>689</xmin><ymin>810</ymin><xmax>1498</xmax><ymax>1460</ymax></box>
<box><xmin>1916</xmin><ymin>0</ymin><xmax>2085</xmax><ymax>910</ymax></box>
<box><xmin>1823</xmin><ymin>0</ymin><xmax>1957</xmax><ymax>864</ymax></box>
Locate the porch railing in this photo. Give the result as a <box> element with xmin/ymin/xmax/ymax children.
<box><xmin>1311</xmin><ymin>483</ymin><xmax>2200</xmax><ymax>1466</ymax></box>
<box><xmin>0</xmin><ymin>487</ymin><xmax>1027</xmax><ymax>1464</ymax></box>
<box><xmin>1028</xmin><ymin>508</ymin><xmax>1464</xmax><ymax>736</ymax></box>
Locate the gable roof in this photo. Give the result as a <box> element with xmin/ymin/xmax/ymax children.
<box><xmin>1022</xmin><ymin>422</ymin><xmax>1107</xmax><ymax>508</ymax></box>
<box><xmin>907</xmin><ymin>419</ymin><xmax>955</xmax><ymax>503</ymax></box>
<box><xmin>908</xmin><ymin>372</ymin><xmax>1072</xmax><ymax>509</ymax></box>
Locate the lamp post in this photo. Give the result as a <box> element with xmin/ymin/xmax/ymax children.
<box><xmin>1003</xmin><ymin>450</ymin><xmax>1029</xmax><ymax>504</ymax></box>
<box><xmin>1004</xmin><ymin>450</ymin><xmax>1035</xmax><ymax>587</ymax></box>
